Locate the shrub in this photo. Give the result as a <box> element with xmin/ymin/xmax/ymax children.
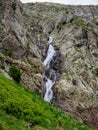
<box><xmin>95</xmin><ymin>68</ymin><xmax>98</xmax><ymax>77</ymax></box>
<box><xmin>96</xmin><ymin>22</ymin><xmax>98</xmax><ymax>25</ymax></box>
<box><xmin>9</xmin><ymin>65</ymin><xmax>21</xmax><ymax>83</ymax></box>
<box><xmin>92</xmin><ymin>19</ymin><xmax>98</xmax><ymax>25</ymax></box>
<box><xmin>57</xmin><ymin>20</ymin><xmax>67</xmax><ymax>30</ymax></box>
<box><xmin>0</xmin><ymin>121</ymin><xmax>7</xmax><ymax>130</ymax></box>
<box><xmin>75</xmin><ymin>20</ymin><xmax>87</xmax><ymax>29</ymax></box>
<box><xmin>12</xmin><ymin>1</ymin><xmax>16</xmax><ymax>11</ymax></box>
<box><xmin>3</xmin><ymin>49</ymin><xmax>13</xmax><ymax>57</ymax></box>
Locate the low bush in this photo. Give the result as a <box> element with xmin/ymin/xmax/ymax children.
<box><xmin>3</xmin><ymin>49</ymin><xmax>13</xmax><ymax>57</ymax></box>
<box><xmin>95</xmin><ymin>68</ymin><xmax>98</xmax><ymax>77</ymax></box>
<box><xmin>9</xmin><ymin>65</ymin><xmax>21</xmax><ymax>83</ymax></box>
<box><xmin>12</xmin><ymin>0</ymin><xmax>16</xmax><ymax>11</ymax></box>
<box><xmin>57</xmin><ymin>20</ymin><xmax>67</xmax><ymax>30</ymax></box>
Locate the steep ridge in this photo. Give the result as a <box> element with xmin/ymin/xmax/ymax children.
<box><xmin>0</xmin><ymin>0</ymin><xmax>98</xmax><ymax>129</ymax></box>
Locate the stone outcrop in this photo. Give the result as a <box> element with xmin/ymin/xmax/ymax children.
<box><xmin>0</xmin><ymin>1</ymin><xmax>98</xmax><ymax>128</ymax></box>
<box><xmin>24</xmin><ymin>3</ymin><xmax>98</xmax><ymax>128</ymax></box>
<box><xmin>0</xmin><ymin>0</ymin><xmax>47</xmax><ymax>94</ymax></box>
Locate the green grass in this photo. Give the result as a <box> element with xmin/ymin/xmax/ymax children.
<box><xmin>75</xmin><ymin>20</ymin><xmax>87</xmax><ymax>29</ymax></box>
<box><xmin>0</xmin><ymin>74</ymin><xmax>94</xmax><ymax>130</ymax></box>
<box><xmin>0</xmin><ymin>110</ymin><xmax>27</xmax><ymax>130</ymax></box>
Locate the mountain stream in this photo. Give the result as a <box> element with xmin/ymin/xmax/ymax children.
<box><xmin>43</xmin><ymin>37</ymin><xmax>56</xmax><ymax>102</ymax></box>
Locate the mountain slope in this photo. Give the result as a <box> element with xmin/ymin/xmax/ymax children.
<box><xmin>0</xmin><ymin>74</ymin><xmax>94</xmax><ymax>130</ymax></box>
<box><xmin>0</xmin><ymin>0</ymin><xmax>98</xmax><ymax>129</ymax></box>
<box><xmin>24</xmin><ymin>3</ymin><xmax>98</xmax><ymax>128</ymax></box>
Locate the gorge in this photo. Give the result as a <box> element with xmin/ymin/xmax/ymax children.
<box><xmin>43</xmin><ymin>36</ymin><xmax>56</xmax><ymax>102</ymax></box>
<box><xmin>0</xmin><ymin>0</ymin><xmax>98</xmax><ymax>129</ymax></box>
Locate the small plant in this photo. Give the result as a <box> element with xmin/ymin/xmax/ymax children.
<box><xmin>96</xmin><ymin>22</ymin><xmax>98</xmax><ymax>25</ymax></box>
<box><xmin>3</xmin><ymin>49</ymin><xmax>13</xmax><ymax>57</ymax></box>
<box><xmin>75</xmin><ymin>20</ymin><xmax>87</xmax><ymax>29</ymax></box>
<box><xmin>12</xmin><ymin>0</ymin><xmax>16</xmax><ymax>11</ymax></box>
<box><xmin>9</xmin><ymin>65</ymin><xmax>21</xmax><ymax>83</ymax></box>
<box><xmin>0</xmin><ymin>65</ymin><xmax>4</xmax><ymax>70</ymax></box>
<box><xmin>0</xmin><ymin>24</ymin><xmax>5</xmax><ymax>42</ymax></box>
<box><xmin>73</xmin><ymin>15</ymin><xmax>79</xmax><ymax>20</ymax></box>
<box><xmin>95</xmin><ymin>68</ymin><xmax>98</xmax><ymax>77</ymax></box>
<box><xmin>0</xmin><ymin>120</ymin><xmax>7</xmax><ymax>130</ymax></box>
<box><xmin>92</xmin><ymin>19</ymin><xmax>98</xmax><ymax>25</ymax></box>
<box><xmin>57</xmin><ymin>20</ymin><xmax>67</xmax><ymax>30</ymax></box>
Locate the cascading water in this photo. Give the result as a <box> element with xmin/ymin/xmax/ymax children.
<box><xmin>43</xmin><ymin>37</ymin><xmax>56</xmax><ymax>102</ymax></box>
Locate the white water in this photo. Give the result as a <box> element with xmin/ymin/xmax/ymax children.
<box><xmin>43</xmin><ymin>37</ymin><xmax>56</xmax><ymax>102</ymax></box>
<box><xmin>44</xmin><ymin>78</ymin><xmax>54</xmax><ymax>102</ymax></box>
<box><xmin>48</xmin><ymin>37</ymin><xmax>53</xmax><ymax>44</ymax></box>
<box><xmin>43</xmin><ymin>44</ymin><xmax>55</xmax><ymax>69</ymax></box>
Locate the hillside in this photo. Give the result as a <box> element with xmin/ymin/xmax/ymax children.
<box><xmin>24</xmin><ymin>3</ymin><xmax>98</xmax><ymax>128</ymax></box>
<box><xmin>0</xmin><ymin>0</ymin><xmax>98</xmax><ymax>129</ymax></box>
<box><xmin>0</xmin><ymin>74</ymin><xmax>94</xmax><ymax>130</ymax></box>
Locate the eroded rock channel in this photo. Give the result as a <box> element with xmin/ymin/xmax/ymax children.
<box><xmin>43</xmin><ymin>36</ymin><xmax>63</xmax><ymax>102</ymax></box>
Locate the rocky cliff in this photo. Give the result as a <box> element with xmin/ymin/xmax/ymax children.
<box><xmin>0</xmin><ymin>0</ymin><xmax>98</xmax><ymax>128</ymax></box>
<box><xmin>0</xmin><ymin>0</ymin><xmax>48</xmax><ymax>94</ymax></box>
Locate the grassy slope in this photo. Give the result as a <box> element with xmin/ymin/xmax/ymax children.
<box><xmin>0</xmin><ymin>74</ymin><xmax>94</xmax><ymax>130</ymax></box>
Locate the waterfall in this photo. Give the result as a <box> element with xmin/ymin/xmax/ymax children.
<box><xmin>43</xmin><ymin>37</ymin><xmax>56</xmax><ymax>102</ymax></box>
<box><xmin>43</xmin><ymin>44</ymin><xmax>55</xmax><ymax>69</ymax></box>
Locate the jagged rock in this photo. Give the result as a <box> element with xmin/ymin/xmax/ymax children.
<box><xmin>0</xmin><ymin>69</ymin><xmax>12</xmax><ymax>80</ymax></box>
<box><xmin>25</xmin><ymin>3</ymin><xmax>98</xmax><ymax>128</ymax></box>
<box><xmin>0</xmin><ymin>0</ymin><xmax>98</xmax><ymax>128</ymax></box>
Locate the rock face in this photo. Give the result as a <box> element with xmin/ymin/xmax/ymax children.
<box><xmin>0</xmin><ymin>1</ymin><xmax>98</xmax><ymax>128</ymax></box>
<box><xmin>24</xmin><ymin>3</ymin><xmax>98</xmax><ymax>128</ymax></box>
<box><xmin>0</xmin><ymin>0</ymin><xmax>47</xmax><ymax>94</ymax></box>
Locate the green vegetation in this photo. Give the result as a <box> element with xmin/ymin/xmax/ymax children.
<box><xmin>57</xmin><ymin>16</ymin><xmax>87</xmax><ymax>31</ymax></box>
<box><xmin>0</xmin><ymin>110</ymin><xmax>27</xmax><ymax>130</ymax></box>
<box><xmin>94</xmin><ymin>68</ymin><xmax>98</xmax><ymax>77</ymax></box>
<box><xmin>57</xmin><ymin>20</ymin><xmax>67</xmax><ymax>31</ymax></box>
<box><xmin>9</xmin><ymin>65</ymin><xmax>21</xmax><ymax>83</ymax></box>
<box><xmin>0</xmin><ymin>74</ymin><xmax>93</xmax><ymax>130</ymax></box>
<box><xmin>64</xmin><ymin>69</ymin><xmax>74</xmax><ymax>81</ymax></box>
<box><xmin>2</xmin><ymin>49</ymin><xmax>13</xmax><ymax>57</ymax></box>
<box><xmin>12</xmin><ymin>0</ymin><xmax>17</xmax><ymax>11</ymax></box>
<box><xmin>75</xmin><ymin>20</ymin><xmax>87</xmax><ymax>29</ymax></box>
<box><xmin>92</xmin><ymin>19</ymin><xmax>98</xmax><ymax>25</ymax></box>
<box><xmin>0</xmin><ymin>23</ymin><xmax>5</xmax><ymax>42</ymax></box>
<box><xmin>73</xmin><ymin>15</ymin><xmax>79</xmax><ymax>20</ymax></box>
<box><xmin>96</xmin><ymin>22</ymin><xmax>98</xmax><ymax>25</ymax></box>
